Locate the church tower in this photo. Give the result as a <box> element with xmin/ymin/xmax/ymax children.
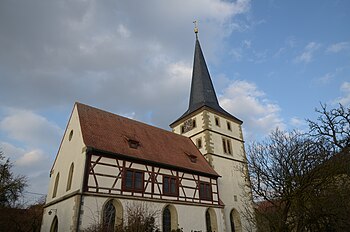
<box><xmin>170</xmin><ymin>31</ymin><xmax>254</xmax><ymax>231</ymax></box>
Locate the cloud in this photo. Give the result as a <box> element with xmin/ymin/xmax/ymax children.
<box><xmin>0</xmin><ymin>141</ymin><xmax>51</xmax><ymax>196</ymax></box>
<box><xmin>0</xmin><ymin>109</ymin><xmax>63</xmax><ymax>149</ymax></box>
<box><xmin>327</xmin><ymin>42</ymin><xmax>350</xmax><ymax>53</ymax></box>
<box><xmin>289</xmin><ymin>117</ymin><xmax>307</xmax><ymax>128</ymax></box>
<box><xmin>219</xmin><ymin>80</ymin><xmax>284</xmax><ymax>140</ymax></box>
<box><xmin>295</xmin><ymin>42</ymin><xmax>321</xmax><ymax>63</ymax></box>
<box><xmin>335</xmin><ymin>82</ymin><xmax>350</xmax><ymax>106</ymax></box>
<box><xmin>16</xmin><ymin>149</ymin><xmax>46</xmax><ymax>167</ymax></box>
<box><xmin>0</xmin><ymin>0</ymin><xmax>251</xmax><ymax>128</ymax></box>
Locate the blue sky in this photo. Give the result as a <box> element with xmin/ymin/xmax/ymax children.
<box><xmin>0</xmin><ymin>0</ymin><xmax>349</xmax><ymax>200</ymax></box>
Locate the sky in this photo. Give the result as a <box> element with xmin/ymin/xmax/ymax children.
<box><xmin>0</xmin><ymin>0</ymin><xmax>349</xmax><ymax>202</ymax></box>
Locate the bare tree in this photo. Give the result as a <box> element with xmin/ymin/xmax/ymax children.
<box><xmin>247</xmin><ymin>129</ymin><xmax>333</xmax><ymax>231</ymax></box>
<box><xmin>307</xmin><ymin>103</ymin><xmax>350</xmax><ymax>153</ymax></box>
<box><xmin>247</xmin><ymin>103</ymin><xmax>350</xmax><ymax>231</ymax></box>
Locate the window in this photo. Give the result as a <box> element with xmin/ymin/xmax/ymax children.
<box><xmin>186</xmin><ymin>153</ymin><xmax>198</xmax><ymax>163</ymax></box>
<box><xmin>230</xmin><ymin>209</ymin><xmax>241</xmax><ymax>232</ymax></box>
<box><xmin>163</xmin><ymin>206</ymin><xmax>171</xmax><ymax>232</ymax></box>
<box><xmin>222</xmin><ymin>138</ymin><xmax>232</xmax><ymax>155</ymax></box>
<box><xmin>128</xmin><ymin>139</ymin><xmax>140</xmax><ymax>149</ymax></box>
<box><xmin>50</xmin><ymin>216</ymin><xmax>58</xmax><ymax>232</ymax></box>
<box><xmin>227</xmin><ymin>121</ymin><xmax>232</xmax><ymax>131</ymax></box>
<box><xmin>199</xmin><ymin>182</ymin><xmax>212</xmax><ymax>200</ymax></box>
<box><xmin>66</xmin><ymin>163</ymin><xmax>74</xmax><ymax>191</ymax></box>
<box><xmin>68</xmin><ymin>130</ymin><xmax>73</xmax><ymax>141</ymax></box>
<box><xmin>162</xmin><ymin>205</ymin><xmax>178</xmax><ymax>232</ymax></box>
<box><xmin>206</xmin><ymin>208</ymin><xmax>218</xmax><ymax>232</ymax></box>
<box><xmin>103</xmin><ymin>200</ymin><xmax>116</xmax><ymax>231</ymax></box>
<box><xmin>215</xmin><ymin>117</ymin><xmax>220</xmax><ymax>127</ymax></box>
<box><xmin>206</xmin><ymin>210</ymin><xmax>212</xmax><ymax>232</ymax></box>
<box><xmin>52</xmin><ymin>173</ymin><xmax>60</xmax><ymax>198</ymax></box>
<box><xmin>163</xmin><ymin>176</ymin><xmax>178</xmax><ymax>196</ymax></box>
<box><xmin>196</xmin><ymin>138</ymin><xmax>202</xmax><ymax>148</ymax></box>
<box><xmin>123</xmin><ymin>169</ymin><xmax>144</xmax><ymax>192</ymax></box>
<box><xmin>181</xmin><ymin>126</ymin><xmax>185</xmax><ymax>134</ymax></box>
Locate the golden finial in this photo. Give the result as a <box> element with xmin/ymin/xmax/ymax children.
<box><xmin>193</xmin><ymin>20</ymin><xmax>198</xmax><ymax>38</ymax></box>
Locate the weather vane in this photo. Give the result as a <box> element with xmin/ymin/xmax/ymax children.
<box><xmin>193</xmin><ymin>20</ymin><xmax>198</xmax><ymax>38</ymax></box>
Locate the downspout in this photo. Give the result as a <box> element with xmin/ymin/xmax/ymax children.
<box><xmin>76</xmin><ymin>147</ymin><xmax>92</xmax><ymax>232</ymax></box>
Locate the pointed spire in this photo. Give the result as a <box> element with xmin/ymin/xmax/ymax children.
<box><xmin>170</xmin><ymin>33</ymin><xmax>242</xmax><ymax>127</ymax></box>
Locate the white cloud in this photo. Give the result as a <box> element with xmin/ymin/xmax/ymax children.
<box><xmin>335</xmin><ymin>82</ymin><xmax>350</xmax><ymax>106</ymax></box>
<box><xmin>0</xmin><ymin>141</ymin><xmax>51</xmax><ymax>196</ymax></box>
<box><xmin>327</xmin><ymin>42</ymin><xmax>350</xmax><ymax>53</ymax></box>
<box><xmin>289</xmin><ymin>117</ymin><xmax>307</xmax><ymax>128</ymax></box>
<box><xmin>318</xmin><ymin>72</ymin><xmax>335</xmax><ymax>84</ymax></box>
<box><xmin>219</xmin><ymin>80</ymin><xmax>284</xmax><ymax>141</ymax></box>
<box><xmin>16</xmin><ymin>149</ymin><xmax>46</xmax><ymax>167</ymax></box>
<box><xmin>0</xmin><ymin>109</ymin><xmax>63</xmax><ymax>149</ymax></box>
<box><xmin>295</xmin><ymin>42</ymin><xmax>321</xmax><ymax>63</ymax></box>
<box><xmin>117</xmin><ymin>24</ymin><xmax>131</xmax><ymax>38</ymax></box>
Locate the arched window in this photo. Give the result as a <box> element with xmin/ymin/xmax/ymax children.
<box><xmin>102</xmin><ymin>199</ymin><xmax>123</xmax><ymax>231</ymax></box>
<box><xmin>205</xmin><ymin>210</ymin><xmax>212</xmax><ymax>232</ymax></box>
<box><xmin>206</xmin><ymin>208</ymin><xmax>218</xmax><ymax>232</ymax></box>
<box><xmin>230</xmin><ymin>209</ymin><xmax>242</xmax><ymax>232</ymax></box>
<box><xmin>103</xmin><ymin>200</ymin><xmax>116</xmax><ymax>232</ymax></box>
<box><xmin>230</xmin><ymin>216</ymin><xmax>235</xmax><ymax>232</ymax></box>
<box><xmin>66</xmin><ymin>163</ymin><xmax>74</xmax><ymax>191</ymax></box>
<box><xmin>163</xmin><ymin>206</ymin><xmax>171</xmax><ymax>232</ymax></box>
<box><xmin>50</xmin><ymin>216</ymin><xmax>58</xmax><ymax>232</ymax></box>
<box><xmin>162</xmin><ymin>204</ymin><xmax>178</xmax><ymax>232</ymax></box>
<box><xmin>52</xmin><ymin>173</ymin><xmax>59</xmax><ymax>198</ymax></box>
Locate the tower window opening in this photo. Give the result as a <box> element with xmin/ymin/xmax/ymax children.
<box><xmin>196</xmin><ymin>138</ymin><xmax>202</xmax><ymax>148</ymax></box>
<box><xmin>222</xmin><ymin>138</ymin><xmax>227</xmax><ymax>154</ymax></box>
<box><xmin>192</xmin><ymin>119</ymin><xmax>196</xmax><ymax>128</ymax></box>
<box><xmin>181</xmin><ymin>126</ymin><xmax>185</xmax><ymax>134</ymax></box>
<box><xmin>215</xmin><ymin>117</ymin><xmax>220</xmax><ymax>127</ymax></box>
<box><xmin>222</xmin><ymin>138</ymin><xmax>232</xmax><ymax>155</ymax></box>
<box><xmin>227</xmin><ymin>139</ymin><xmax>232</xmax><ymax>155</ymax></box>
<box><xmin>227</xmin><ymin>121</ymin><xmax>232</xmax><ymax>131</ymax></box>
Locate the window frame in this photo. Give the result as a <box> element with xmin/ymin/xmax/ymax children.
<box><xmin>163</xmin><ymin>175</ymin><xmax>178</xmax><ymax>196</ymax></box>
<box><xmin>196</xmin><ymin>138</ymin><xmax>202</xmax><ymax>149</ymax></box>
<box><xmin>227</xmin><ymin>121</ymin><xmax>232</xmax><ymax>131</ymax></box>
<box><xmin>66</xmin><ymin>162</ymin><xmax>74</xmax><ymax>191</ymax></box>
<box><xmin>199</xmin><ymin>181</ymin><xmax>212</xmax><ymax>201</ymax></box>
<box><xmin>222</xmin><ymin>138</ymin><xmax>233</xmax><ymax>155</ymax></box>
<box><xmin>122</xmin><ymin>168</ymin><xmax>144</xmax><ymax>192</ymax></box>
<box><xmin>52</xmin><ymin>172</ymin><xmax>60</xmax><ymax>198</ymax></box>
<box><xmin>214</xmin><ymin>116</ymin><xmax>220</xmax><ymax>127</ymax></box>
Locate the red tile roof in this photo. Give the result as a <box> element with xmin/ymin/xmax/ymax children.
<box><xmin>76</xmin><ymin>103</ymin><xmax>219</xmax><ymax>177</ymax></box>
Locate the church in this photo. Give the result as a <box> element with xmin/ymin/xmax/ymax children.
<box><xmin>41</xmin><ymin>30</ymin><xmax>255</xmax><ymax>232</ymax></box>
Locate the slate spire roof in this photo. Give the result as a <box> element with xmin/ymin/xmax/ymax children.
<box><xmin>171</xmin><ymin>36</ymin><xmax>242</xmax><ymax>126</ymax></box>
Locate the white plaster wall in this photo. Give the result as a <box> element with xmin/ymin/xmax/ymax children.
<box><xmin>80</xmin><ymin>195</ymin><xmax>224</xmax><ymax>232</ymax></box>
<box><xmin>42</xmin><ymin>104</ymin><xmax>87</xmax><ymax>231</ymax></box>
<box><xmin>46</xmin><ymin>104</ymin><xmax>86</xmax><ymax>202</ymax></box>
<box><xmin>41</xmin><ymin>196</ymin><xmax>77</xmax><ymax>232</ymax></box>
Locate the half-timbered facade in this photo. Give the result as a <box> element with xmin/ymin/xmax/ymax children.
<box><xmin>41</xmin><ymin>32</ymin><xmax>254</xmax><ymax>232</ymax></box>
